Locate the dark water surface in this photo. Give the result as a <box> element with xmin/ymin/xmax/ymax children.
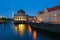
<box><xmin>0</xmin><ymin>21</ymin><xmax>60</xmax><ymax>40</ymax></box>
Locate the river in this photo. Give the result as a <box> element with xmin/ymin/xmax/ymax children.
<box><xmin>0</xmin><ymin>21</ymin><xmax>59</xmax><ymax>40</ymax></box>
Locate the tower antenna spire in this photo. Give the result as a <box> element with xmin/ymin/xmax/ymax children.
<box><xmin>12</xmin><ymin>10</ymin><xmax>14</xmax><ymax>19</ymax></box>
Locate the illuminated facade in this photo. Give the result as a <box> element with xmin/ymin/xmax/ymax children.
<box><xmin>27</xmin><ymin>16</ymin><xmax>37</xmax><ymax>22</ymax></box>
<box><xmin>14</xmin><ymin>9</ymin><xmax>27</xmax><ymax>21</ymax></box>
<box><xmin>37</xmin><ymin>11</ymin><xmax>44</xmax><ymax>23</ymax></box>
<box><xmin>37</xmin><ymin>5</ymin><xmax>60</xmax><ymax>23</ymax></box>
<box><xmin>14</xmin><ymin>9</ymin><xmax>37</xmax><ymax>22</ymax></box>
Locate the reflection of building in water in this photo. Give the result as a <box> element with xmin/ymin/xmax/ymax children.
<box><xmin>14</xmin><ymin>24</ymin><xmax>26</xmax><ymax>36</ymax></box>
<box><xmin>14</xmin><ymin>9</ymin><xmax>27</xmax><ymax>21</ymax></box>
<box><xmin>28</xmin><ymin>25</ymin><xmax>32</xmax><ymax>35</ymax></box>
<box><xmin>33</xmin><ymin>31</ymin><xmax>37</xmax><ymax>40</ymax></box>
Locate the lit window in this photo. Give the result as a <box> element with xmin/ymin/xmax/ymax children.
<box><xmin>53</xmin><ymin>14</ymin><xmax>57</xmax><ymax>17</ymax></box>
<box><xmin>39</xmin><ymin>18</ymin><xmax>43</xmax><ymax>22</ymax></box>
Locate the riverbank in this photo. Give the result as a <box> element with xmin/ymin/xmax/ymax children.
<box><xmin>0</xmin><ymin>18</ymin><xmax>6</xmax><ymax>23</ymax></box>
<box><xmin>29</xmin><ymin>22</ymin><xmax>60</xmax><ymax>34</ymax></box>
<box><xmin>0</xmin><ymin>18</ymin><xmax>13</xmax><ymax>23</ymax></box>
<box><xmin>30</xmin><ymin>26</ymin><xmax>60</xmax><ymax>40</ymax></box>
<box><xmin>0</xmin><ymin>20</ymin><xmax>5</xmax><ymax>23</ymax></box>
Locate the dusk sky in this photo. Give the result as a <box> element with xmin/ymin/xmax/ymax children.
<box><xmin>0</xmin><ymin>0</ymin><xmax>60</xmax><ymax>18</ymax></box>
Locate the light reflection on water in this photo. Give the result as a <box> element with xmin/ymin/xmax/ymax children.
<box><xmin>0</xmin><ymin>21</ymin><xmax>59</xmax><ymax>40</ymax></box>
<box><xmin>28</xmin><ymin>25</ymin><xmax>32</xmax><ymax>35</ymax></box>
<box><xmin>33</xmin><ymin>31</ymin><xmax>37</xmax><ymax>40</ymax></box>
<box><xmin>14</xmin><ymin>24</ymin><xmax>37</xmax><ymax>40</ymax></box>
<box><xmin>28</xmin><ymin>25</ymin><xmax>37</xmax><ymax>40</ymax></box>
<box><xmin>14</xmin><ymin>24</ymin><xmax>26</xmax><ymax>36</ymax></box>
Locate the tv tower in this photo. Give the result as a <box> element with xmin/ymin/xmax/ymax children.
<box><xmin>12</xmin><ymin>11</ymin><xmax>14</xmax><ymax>19</ymax></box>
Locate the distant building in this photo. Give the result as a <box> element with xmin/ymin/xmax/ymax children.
<box><xmin>37</xmin><ymin>5</ymin><xmax>60</xmax><ymax>23</ymax></box>
<box><xmin>27</xmin><ymin>16</ymin><xmax>37</xmax><ymax>22</ymax></box>
<box><xmin>14</xmin><ymin>9</ymin><xmax>27</xmax><ymax>21</ymax></box>
<box><xmin>37</xmin><ymin>11</ymin><xmax>44</xmax><ymax>23</ymax></box>
<box><xmin>14</xmin><ymin>9</ymin><xmax>37</xmax><ymax>22</ymax></box>
<box><xmin>33</xmin><ymin>16</ymin><xmax>37</xmax><ymax>22</ymax></box>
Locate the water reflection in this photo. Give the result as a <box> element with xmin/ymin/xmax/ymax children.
<box><xmin>28</xmin><ymin>25</ymin><xmax>32</xmax><ymax>35</ymax></box>
<box><xmin>33</xmin><ymin>31</ymin><xmax>37</xmax><ymax>40</ymax></box>
<box><xmin>14</xmin><ymin>24</ymin><xmax>26</xmax><ymax>36</ymax></box>
<box><xmin>0</xmin><ymin>21</ymin><xmax>58</xmax><ymax>40</ymax></box>
<box><xmin>28</xmin><ymin>25</ymin><xmax>37</xmax><ymax>40</ymax></box>
<box><xmin>14</xmin><ymin>25</ymin><xmax>18</xmax><ymax>33</ymax></box>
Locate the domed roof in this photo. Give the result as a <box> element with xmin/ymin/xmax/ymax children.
<box><xmin>16</xmin><ymin>9</ymin><xmax>25</xmax><ymax>16</ymax></box>
<box><xmin>17</xmin><ymin>9</ymin><xmax>25</xmax><ymax>13</ymax></box>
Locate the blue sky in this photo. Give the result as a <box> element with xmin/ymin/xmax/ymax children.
<box><xmin>0</xmin><ymin>0</ymin><xmax>60</xmax><ymax>18</ymax></box>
